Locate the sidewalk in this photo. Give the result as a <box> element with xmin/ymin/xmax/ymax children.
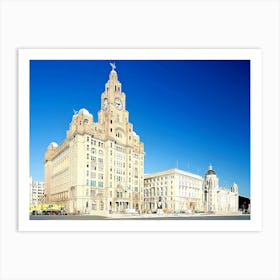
<box><xmin>106</xmin><ymin>212</ymin><xmax>244</xmax><ymax>219</ymax></box>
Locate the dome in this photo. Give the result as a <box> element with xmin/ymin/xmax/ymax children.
<box><xmin>205</xmin><ymin>164</ymin><xmax>216</xmax><ymax>175</ymax></box>
<box><xmin>48</xmin><ymin>142</ymin><xmax>58</xmax><ymax>148</ymax></box>
<box><xmin>206</xmin><ymin>169</ymin><xmax>216</xmax><ymax>175</ymax></box>
<box><xmin>78</xmin><ymin>108</ymin><xmax>90</xmax><ymax>115</ymax></box>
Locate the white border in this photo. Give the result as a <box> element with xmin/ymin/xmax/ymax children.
<box><xmin>18</xmin><ymin>49</ymin><xmax>262</xmax><ymax>231</ymax></box>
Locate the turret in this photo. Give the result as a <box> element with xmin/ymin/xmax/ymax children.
<box><xmin>204</xmin><ymin>164</ymin><xmax>219</xmax><ymax>190</ymax></box>
<box><xmin>66</xmin><ymin>108</ymin><xmax>94</xmax><ymax>139</ymax></box>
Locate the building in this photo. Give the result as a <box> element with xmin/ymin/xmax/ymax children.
<box><xmin>144</xmin><ymin>165</ymin><xmax>239</xmax><ymax>214</ymax></box>
<box><xmin>29</xmin><ymin>177</ymin><xmax>45</xmax><ymax>206</ymax></box>
<box><xmin>203</xmin><ymin>164</ymin><xmax>238</xmax><ymax>213</ymax></box>
<box><xmin>43</xmin><ymin>63</ymin><xmax>239</xmax><ymax>216</ymax></box>
<box><xmin>144</xmin><ymin>168</ymin><xmax>204</xmax><ymax>213</ymax></box>
<box><xmin>44</xmin><ymin>63</ymin><xmax>145</xmax><ymax>215</ymax></box>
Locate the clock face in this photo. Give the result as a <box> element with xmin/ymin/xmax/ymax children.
<box><xmin>102</xmin><ymin>98</ymin><xmax>108</xmax><ymax>110</ymax></box>
<box><xmin>114</xmin><ymin>98</ymin><xmax>123</xmax><ymax>110</ymax></box>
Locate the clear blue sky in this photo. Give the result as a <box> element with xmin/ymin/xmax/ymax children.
<box><xmin>30</xmin><ymin>60</ymin><xmax>250</xmax><ymax>197</ymax></box>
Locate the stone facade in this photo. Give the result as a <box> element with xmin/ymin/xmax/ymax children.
<box><xmin>44</xmin><ymin>65</ymin><xmax>145</xmax><ymax>215</ymax></box>
<box><xmin>144</xmin><ymin>165</ymin><xmax>239</xmax><ymax>214</ymax></box>
<box><xmin>144</xmin><ymin>169</ymin><xmax>204</xmax><ymax>213</ymax></box>
<box><xmin>203</xmin><ymin>165</ymin><xmax>238</xmax><ymax>213</ymax></box>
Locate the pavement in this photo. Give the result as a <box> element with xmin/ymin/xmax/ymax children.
<box><xmin>30</xmin><ymin>213</ymin><xmax>250</xmax><ymax>220</ymax></box>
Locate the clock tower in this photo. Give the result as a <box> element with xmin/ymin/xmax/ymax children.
<box><xmin>97</xmin><ymin>63</ymin><xmax>144</xmax><ymax>213</ymax></box>
<box><xmin>45</xmin><ymin>63</ymin><xmax>144</xmax><ymax>215</ymax></box>
<box><xmin>98</xmin><ymin>63</ymin><xmax>135</xmax><ymax>146</ymax></box>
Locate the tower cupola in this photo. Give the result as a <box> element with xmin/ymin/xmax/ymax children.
<box><xmin>109</xmin><ymin>62</ymin><xmax>118</xmax><ymax>81</ymax></box>
<box><xmin>205</xmin><ymin>164</ymin><xmax>216</xmax><ymax>176</ymax></box>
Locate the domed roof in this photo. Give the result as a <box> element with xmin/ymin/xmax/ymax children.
<box><xmin>205</xmin><ymin>164</ymin><xmax>216</xmax><ymax>175</ymax></box>
<box><xmin>206</xmin><ymin>169</ymin><xmax>216</xmax><ymax>175</ymax></box>
<box><xmin>49</xmin><ymin>142</ymin><xmax>58</xmax><ymax>148</ymax></box>
<box><xmin>78</xmin><ymin>108</ymin><xmax>90</xmax><ymax>115</ymax></box>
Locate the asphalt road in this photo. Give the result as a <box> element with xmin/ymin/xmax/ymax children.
<box><xmin>30</xmin><ymin>214</ymin><xmax>250</xmax><ymax>220</ymax></box>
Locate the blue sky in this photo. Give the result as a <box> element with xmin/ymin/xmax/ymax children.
<box><xmin>30</xmin><ymin>60</ymin><xmax>250</xmax><ymax>197</ymax></box>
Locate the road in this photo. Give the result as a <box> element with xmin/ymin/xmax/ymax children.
<box><xmin>30</xmin><ymin>214</ymin><xmax>250</xmax><ymax>220</ymax></box>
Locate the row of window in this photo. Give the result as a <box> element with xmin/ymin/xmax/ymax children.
<box><xmin>144</xmin><ymin>189</ymin><xmax>168</xmax><ymax>197</ymax></box>
<box><xmin>86</xmin><ymin>180</ymin><xmax>103</xmax><ymax>188</ymax></box>
<box><xmin>30</xmin><ymin>187</ymin><xmax>44</xmax><ymax>191</ymax></box>
<box><xmin>86</xmin><ymin>160</ymin><xmax>104</xmax><ymax>168</ymax></box>
<box><xmin>86</xmin><ymin>171</ymin><xmax>104</xmax><ymax>179</ymax></box>
<box><xmin>86</xmin><ymin>154</ymin><xmax>104</xmax><ymax>162</ymax></box>
<box><xmin>115</xmin><ymin>152</ymin><xmax>125</xmax><ymax>160</ymax></box>
<box><xmin>86</xmin><ymin>167</ymin><xmax>141</xmax><ymax>179</ymax></box>
<box><xmin>86</xmin><ymin>179</ymin><xmax>140</xmax><ymax>188</ymax></box>
<box><xmin>86</xmin><ymin>136</ymin><xmax>104</xmax><ymax>148</ymax></box>
<box><xmin>144</xmin><ymin>202</ymin><xmax>169</xmax><ymax>209</ymax></box>
<box><xmin>86</xmin><ymin>159</ymin><xmax>141</xmax><ymax>169</ymax></box>
<box><xmin>145</xmin><ymin>181</ymin><xmax>173</xmax><ymax>187</ymax></box>
<box><xmin>145</xmin><ymin>175</ymin><xmax>201</xmax><ymax>184</ymax></box>
<box><xmin>86</xmin><ymin>146</ymin><xmax>104</xmax><ymax>155</ymax></box>
<box><xmin>83</xmin><ymin>183</ymin><xmax>140</xmax><ymax>193</ymax></box>
<box><xmin>115</xmin><ymin>145</ymin><xmax>125</xmax><ymax>152</ymax></box>
<box><xmin>145</xmin><ymin>176</ymin><xmax>174</xmax><ymax>183</ymax></box>
<box><xmin>145</xmin><ymin>181</ymin><xmax>200</xmax><ymax>189</ymax></box>
<box><xmin>86</xmin><ymin>135</ymin><xmax>141</xmax><ymax>152</ymax></box>
<box><xmin>86</xmin><ymin>137</ymin><xmax>143</xmax><ymax>159</ymax></box>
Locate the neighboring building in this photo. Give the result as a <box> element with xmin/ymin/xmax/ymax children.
<box><xmin>44</xmin><ymin>64</ymin><xmax>145</xmax><ymax>215</ymax></box>
<box><xmin>203</xmin><ymin>164</ymin><xmax>238</xmax><ymax>213</ymax></box>
<box><xmin>29</xmin><ymin>177</ymin><xmax>45</xmax><ymax>206</ymax></box>
<box><xmin>144</xmin><ymin>165</ymin><xmax>239</xmax><ymax>214</ymax></box>
<box><xmin>144</xmin><ymin>168</ymin><xmax>204</xmax><ymax>213</ymax></box>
